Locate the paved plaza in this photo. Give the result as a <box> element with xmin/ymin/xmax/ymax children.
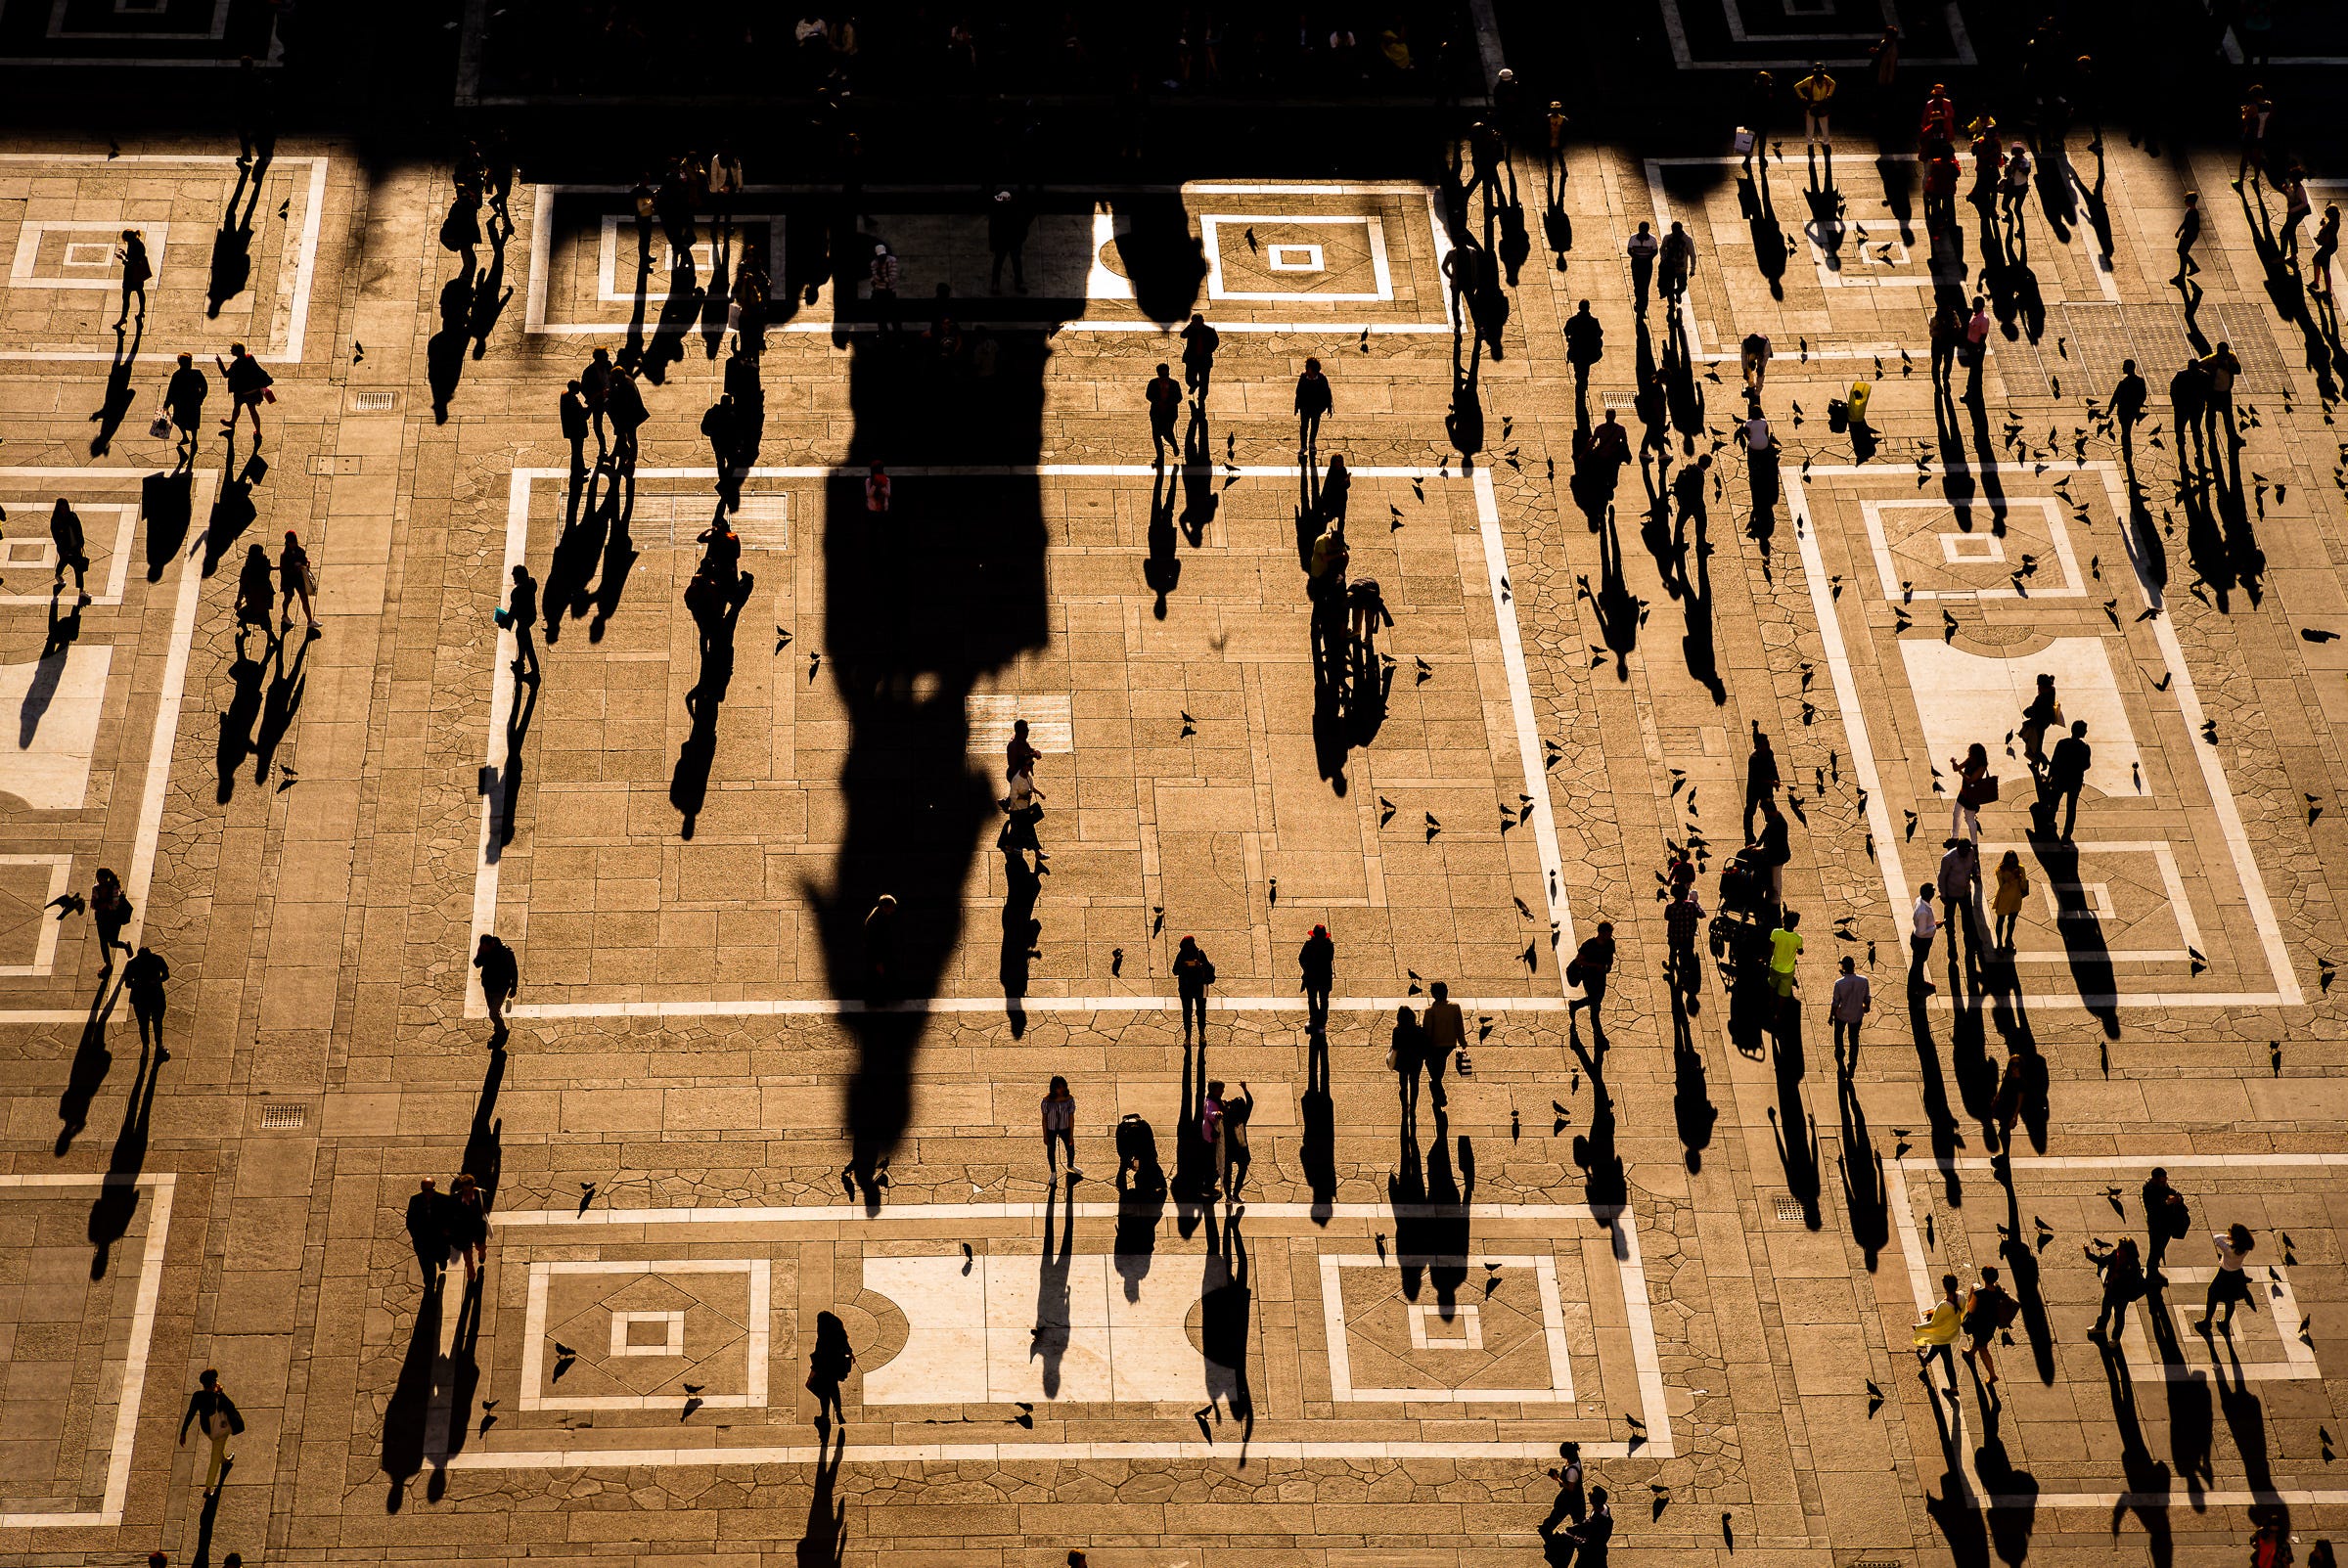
<box><xmin>4</xmin><ymin>6</ymin><xmax>2348</xmax><ymax>1566</ymax></box>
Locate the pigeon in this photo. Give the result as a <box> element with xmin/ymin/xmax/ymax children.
<box><xmin>1151</xmin><ymin>905</ymin><xmax>1165</xmax><ymax>935</ymax></box>
<box><xmin>45</xmin><ymin>892</ymin><xmax>83</xmax><ymax>918</ymax></box>
<box><xmin>1407</xmin><ymin>968</ymin><xmax>1423</xmax><ymax>995</ymax></box>
<box><xmin>2323</xmin><ymin>958</ymin><xmax>2336</xmax><ymax>994</ymax></box>
<box><xmin>353</xmin><ymin>340</ymin><xmax>365</xmax><ymax>364</ymax></box>
<box><xmin>1179</xmin><ymin>711</ymin><xmax>1196</xmax><ymax>738</ymax></box>
<box><xmin>552</xmin><ymin>1341</ymin><xmax>579</xmax><ymax>1380</ymax></box>
<box><xmin>774</xmin><ymin>626</ymin><xmax>791</xmax><ymax>653</ymax></box>
<box><xmin>1379</xmin><ymin>796</ymin><xmax>1397</xmax><ymax>828</ymax></box>
<box><xmin>1512</xmin><ymin>1108</ymin><xmax>1520</xmax><ymax>1142</ymax></box>
<box><xmin>809</xmin><ymin>651</ymin><xmax>822</xmax><ymax>682</ymax></box>
<box><xmin>1391</xmin><ymin>503</ymin><xmax>1405</xmax><ymax>529</ymax></box>
<box><xmin>1244</xmin><ymin>226</ymin><xmax>1258</xmax><ymax>252</ymax></box>
<box><xmin>961</xmin><ymin>1241</ymin><xmax>975</xmax><ymax>1275</ymax></box>
<box><xmin>577</xmin><ymin>1182</ymin><xmax>597</xmax><ymax>1214</ymax></box>
<box><xmin>1110</xmin><ymin>947</ymin><xmax>1124</xmax><ymax>976</ymax></box>
<box><xmin>2103</xmin><ymin>1186</ymin><xmax>2126</xmax><ymax>1217</ymax></box>
<box><xmin>1903</xmin><ymin>809</ymin><xmax>1919</xmax><ymax>841</ymax></box>
<box><xmin>2302</xmin><ymin>628</ymin><xmax>2342</xmax><ymax>643</ymax></box>
<box><xmin>1866</xmin><ymin>1378</ymin><xmax>1885</xmax><ymax>1417</ymax></box>
<box><xmin>2101</xmin><ymin>598</ymin><xmax>2120</xmax><ymax>629</ymax></box>
<box><xmin>1415</xmin><ymin>656</ymin><xmax>1433</xmax><ymax>685</ymax></box>
<box><xmin>2153</xmin><ymin>672</ymin><xmax>2171</xmax><ymax>692</ymax></box>
<box><xmin>1376</xmin><ymin>1232</ymin><xmax>1388</xmax><ymax>1261</ymax></box>
<box><xmin>1268</xmin><ymin>876</ymin><xmax>1278</xmax><ymax>905</ymax></box>
<box><xmin>1425</xmin><ymin>812</ymin><xmax>1442</xmax><ymax>840</ymax></box>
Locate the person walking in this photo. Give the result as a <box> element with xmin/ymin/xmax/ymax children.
<box><xmin>447</xmin><ymin>1172</ymin><xmax>489</xmax><ymax>1288</ymax></box>
<box><xmin>2173</xmin><ymin>192</ymin><xmax>2202</xmax><ymax>284</ymax></box>
<box><xmin>1739</xmin><ymin>330</ymin><xmax>1772</xmax><ymax>394</ymax></box>
<box><xmin>2018</xmin><ymin>672</ymin><xmax>2061</xmax><ymax>772</ymax></box>
<box><xmin>1929</xmin><ymin>300</ymin><xmax>1963</xmax><ymax>394</ymax></box>
<box><xmin>2086</xmin><ymin>1236</ymin><xmax>2145</xmax><ymax>1342</ymax></box>
<box><xmin>1294</xmin><ymin>357</ymin><xmax>1332</xmax><ymax>454</ymax></box>
<box><xmin>91</xmin><ymin>867</ymin><xmax>134</xmax><ymax>969</ymax></box>
<box><xmin>581</xmin><ymin>347</ymin><xmax>614</xmax><ymax>448</ymax></box>
<box><xmin>404</xmin><ymin>1176</ymin><xmax>447</xmax><ymax>1283</ymax></box>
<box><xmin>1990</xmin><ymin>849</ymin><xmax>2029</xmax><ymax>951</ymax></box>
<box><xmin>114</xmin><ymin>228</ymin><xmax>151</xmax><ymax>329</ymax></box>
<box><xmin>1422</xmin><ymin>979</ymin><xmax>1465</xmax><ymax>1095</ymax></box>
<box><xmin>1005</xmin><ymin>717</ymin><xmax>1044</xmax><ymax>780</ymax></box>
<box><xmin>1146</xmin><ymin>362</ymin><xmax>1183</xmax><ymax>465</ymax></box>
<box><xmin>1962</xmin><ymin>1265</ymin><xmax>2014</xmax><ymax>1386</ymax></box>
<box><xmin>1909</xmin><ymin>882</ymin><xmax>1939</xmax><ymax>994</ymax></box>
<box><xmin>1950</xmin><ymin>740</ymin><xmax>1991</xmax><ymax>839</ymax></box>
<box><xmin>987</xmin><ymin>187</ymin><xmax>1030</xmax><ymax>292</ymax></box>
<box><xmin>1658</xmin><ymin>220</ymin><xmax>1695</xmax><ymax>304</ymax></box>
<box><xmin>1767</xmin><ymin>909</ymin><xmax>1803</xmax><ymax>1025</ymax></box>
<box><xmin>2312</xmin><ymin>203</ymin><xmax>2340</xmax><ymax>298</ymax></box>
<box><xmin>864</xmin><ymin>461</ymin><xmax>890</xmax><ymax>517</ymax></box>
<box><xmin>1198</xmin><ymin>1080</ymin><xmax>1227</xmax><ymax>1196</ymax></box>
<box><xmin>997</xmin><ymin>766</ymin><xmax>1047</xmax><ymax>871</ymax></box>
<box><xmin>1754</xmin><ymin>801</ymin><xmax>1791</xmax><ymax>904</ymax></box>
<box><xmin>1963</xmin><ymin>296</ymin><xmax>1992</xmax><ymax>404</ymax></box>
<box><xmin>1670</xmin><ymin>453</ymin><xmax>1711</xmax><ymax>553</ymax></box>
<box><xmin>216</xmin><ymin>342</ymin><xmax>272</xmax><ymax>444</ymax></box>
<box><xmin>559</xmin><ymin>380</ymin><xmax>591</xmax><ymax>481</ymax></box>
<box><xmin>1390</xmin><ymin>1003</ymin><xmax>1434</xmax><ymax>1120</ymax></box>
<box><xmin>1625</xmin><ymin>221</ymin><xmax>1658</xmax><ymax>314</ymax></box>
<box><xmin>2281</xmin><ymin>166</ymin><xmax>2313</xmax><ymax>261</ymax></box>
<box><xmin>1555</xmin><ymin>1487</ymin><xmax>1614</xmax><ymax>1562</ymax></box>
<box><xmin>1222</xmin><ymin>1081</ymin><xmax>1254</xmax><ymax>1200</ymax></box>
<box><xmin>473</xmin><ymin>932</ymin><xmax>517</xmax><ymax>1046</ymax></box>
<box><xmin>276</xmin><ymin>528</ymin><xmax>317</xmax><ymax>637</ymax></box>
<box><xmin>1566</xmin><ymin>923</ymin><xmax>1616</xmax><ymax>1041</ymax></box>
<box><xmin>1173</xmin><ymin>935</ymin><xmax>1215</xmax><ymax>1044</ymax></box>
<box><xmin>2233</xmin><ymin>88</ymin><xmax>2272</xmax><ymax>191</ymax></box>
<box><xmin>178</xmin><ymin>1369</ymin><xmax>244</xmax><ymax>1497</ymax></box>
<box><xmin>504</xmin><ymin>564</ymin><xmax>540</xmax><ymax>685</ymax></box>
<box><xmin>1829</xmin><ymin>953</ymin><xmax>1869</xmax><ymax>1063</ymax></box>
<box><xmin>161</xmin><ymin>352</ymin><xmax>207</xmax><ymax>467</ymax></box>
<box><xmin>868</xmin><ymin>241</ymin><xmax>900</xmax><ymax>335</ymax></box>
<box><xmin>1563</xmin><ymin>300</ymin><xmax>1603</xmax><ymax>397</ymax></box>
<box><xmin>1180</xmin><ymin>313</ymin><xmax>1219</xmax><ymax>403</ymax></box>
<box><xmin>1041</xmin><ymin>1075</ymin><xmax>1082</xmax><ymax>1184</ymax></box>
<box><xmin>700</xmin><ymin>392</ymin><xmax>744</xmax><ymax>507</ymax></box>
<box><xmin>49</xmin><ymin>498</ymin><xmax>89</xmax><ymax>602</ymax></box>
<box><xmin>606</xmin><ymin>368</ymin><xmax>647</xmax><ymax>474</ymax></box>
<box><xmin>1998</xmin><ymin>142</ymin><xmax>2033</xmax><ymax>227</ymax></box>
<box><xmin>1743</xmin><ymin>728</ymin><xmax>1779</xmax><ymax>839</ymax></box>
<box><xmin>2194</xmin><ymin>1224</ymin><xmax>2257</xmax><ymax>1336</ymax></box>
<box><xmin>2046</xmin><ymin>720</ymin><xmax>2091</xmax><ymax>840</ymax></box>
<box><xmin>124</xmin><ymin>947</ymin><xmax>169</xmax><ymax>1051</ymax></box>
<box><xmin>1913</xmin><ymin>1273</ymin><xmax>1964</xmax><ymax>1394</ymax></box>
<box><xmin>1937</xmin><ymin>838</ymin><xmax>1980</xmax><ymax>970</ymax></box>
<box><xmin>2143</xmin><ymin>1167</ymin><xmax>2188</xmax><ymax>1277</ymax></box>
<box><xmin>1665</xmin><ymin>881</ymin><xmax>1705</xmax><ymax>1008</ymax></box>
<box><xmin>2110</xmin><ymin>359</ymin><xmax>2147</xmax><ymax>474</ymax></box>
<box><xmin>1298</xmin><ymin>923</ymin><xmax>1334</xmax><ymax>1033</ymax></box>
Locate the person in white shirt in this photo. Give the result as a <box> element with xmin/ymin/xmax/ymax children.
<box><xmin>1625</xmin><ymin>222</ymin><xmax>1659</xmax><ymax>314</ymax></box>
<box><xmin>1909</xmin><ymin>883</ymin><xmax>1939</xmax><ymax>994</ymax></box>
<box><xmin>1830</xmin><ymin>954</ymin><xmax>1871</xmax><ymax>1063</ymax></box>
<box><xmin>1999</xmin><ymin>142</ymin><xmax>2032</xmax><ymax>224</ymax></box>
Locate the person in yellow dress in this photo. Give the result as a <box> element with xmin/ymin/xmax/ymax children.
<box><xmin>1913</xmin><ymin>1274</ymin><xmax>1964</xmax><ymax>1395</ymax></box>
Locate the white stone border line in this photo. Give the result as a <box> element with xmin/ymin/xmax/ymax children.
<box><xmin>0</xmin><ymin>1172</ymin><xmax>175</xmax><ymax>1528</ymax></box>
<box><xmin>1888</xmin><ymin>1153</ymin><xmax>2348</xmax><ymax>1511</ymax></box>
<box><xmin>468</xmin><ymin>465</ymin><xmax>1575</xmax><ymax>1020</ymax></box>
<box><xmin>0</xmin><ymin>155</ymin><xmax>325</xmax><ymax>363</ymax></box>
<box><xmin>47</xmin><ymin>0</ymin><xmax>230</xmax><ymax>38</ymax></box>
<box><xmin>1654</xmin><ymin>0</ymin><xmax>1974</xmax><ymax>68</ymax></box>
<box><xmin>1199</xmin><ymin>214</ymin><xmax>1393</xmax><ymax>302</ymax></box>
<box><xmin>447</xmin><ymin>1200</ymin><xmax>1670</xmax><ymax>1469</ymax></box>
<box><xmin>1787</xmin><ymin>461</ymin><xmax>2300</xmax><ymax>1009</ymax></box>
<box><xmin>0</xmin><ymin>467</ymin><xmax>217</xmax><ymax>1025</ymax></box>
<box><xmin>1320</xmin><ymin>1252</ymin><xmax>1575</xmax><ymax>1402</ymax></box>
<box><xmin>0</xmin><ymin>854</ymin><xmax>76</xmax><ymax>977</ymax></box>
<box><xmin>516</xmin><ymin>1259</ymin><xmax>771</xmax><ymax>1412</ymax></box>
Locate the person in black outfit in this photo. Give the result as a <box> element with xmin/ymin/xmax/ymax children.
<box><xmin>163</xmin><ymin>352</ymin><xmax>207</xmax><ymax>470</ymax></box>
<box><xmin>405</xmin><ymin>1177</ymin><xmax>447</xmax><ymax>1281</ymax></box>
<box><xmin>506</xmin><ymin>565</ymin><xmax>540</xmax><ymax>686</ymax></box>
<box><xmin>1297</xmin><ymin>924</ymin><xmax>1334</xmax><ymax>1033</ymax></box>
<box><xmin>701</xmin><ymin>392</ymin><xmax>744</xmax><ymax>510</ymax></box>
<box><xmin>1294</xmin><ymin>358</ymin><xmax>1332</xmax><ymax>454</ymax></box>
<box><xmin>1562</xmin><ymin>300</ymin><xmax>1603</xmax><ymax>399</ymax></box>
<box><xmin>1743</xmin><ymin>728</ymin><xmax>1779</xmax><ymax>839</ymax></box>
<box><xmin>2142</xmin><ymin>1167</ymin><xmax>2187</xmax><ymax>1277</ymax></box>
<box><xmin>987</xmin><ymin>187</ymin><xmax>1030</xmax><ymax>292</ymax></box>
<box><xmin>1180</xmin><ymin>313</ymin><xmax>1220</xmax><ymax>404</ymax></box>
<box><xmin>1146</xmin><ymin>363</ymin><xmax>1183</xmax><ymax>465</ymax></box>
<box><xmin>2046</xmin><ymin>721</ymin><xmax>2091</xmax><ymax>840</ymax></box>
<box><xmin>473</xmin><ymin>933</ymin><xmax>518</xmax><ymax>1047</ymax></box>
<box><xmin>560</xmin><ymin>380</ymin><xmax>590</xmax><ymax>481</ymax></box>
<box><xmin>2110</xmin><ymin>359</ymin><xmax>2147</xmax><ymax>478</ymax></box>
<box><xmin>124</xmin><ymin>947</ymin><xmax>169</xmax><ymax>1050</ymax></box>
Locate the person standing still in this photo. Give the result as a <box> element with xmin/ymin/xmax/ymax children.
<box><xmin>1298</xmin><ymin>923</ymin><xmax>1334</xmax><ymax>1033</ymax></box>
<box><xmin>448</xmin><ymin>1173</ymin><xmax>489</xmax><ymax>1288</ymax></box>
<box><xmin>1909</xmin><ymin>883</ymin><xmax>1939</xmax><ymax>994</ymax></box>
<box><xmin>1563</xmin><ymin>301</ymin><xmax>1603</xmax><ymax>397</ymax></box>
<box><xmin>2110</xmin><ymin>359</ymin><xmax>2147</xmax><ymax>474</ymax></box>
<box><xmin>1173</xmin><ymin>935</ymin><xmax>1215</xmax><ymax>1044</ymax></box>
<box><xmin>1223</xmin><ymin>1082</ymin><xmax>1254</xmax><ymax>1199</ymax></box>
<box><xmin>2194</xmin><ymin>1224</ymin><xmax>2257</xmax><ymax>1335</ymax></box>
<box><xmin>1180</xmin><ymin>313</ymin><xmax>1219</xmax><ymax>403</ymax></box>
<box><xmin>2311</xmin><ymin>204</ymin><xmax>2340</xmax><ymax>298</ymax></box>
<box><xmin>1041</xmin><ymin>1075</ymin><xmax>1082</xmax><ymax>1183</ymax></box>
<box><xmin>114</xmin><ymin>229</ymin><xmax>151</xmax><ymax>329</ymax></box>
<box><xmin>2047</xmin><ymin>720</ymin><xmax>2091</xmax><ymax>840</ymax></box>
<box><xmin>178</xmin><ymin>1369</ymin><xmax>244</xmax><ymax>1497</ymax></box>
<box><xmin>1963</xmin><ymin>296</ymin><xmax>1991</xmax><ymax>404</ymax></box>
<box><xmin>1793</xmin><ymin>62</ymin><xmax>1836</xmax><ymax>161</ymax></box>
<box><xmin>1740</xmin><ymin>330</ymin><xmax>1772</xmax><ymax>394</ymax></box>
<box><xmin>474</xmin><ymin>932</ymin><xmax>518</xmax><ymax>1047</ymax></box>
<box><xmin>1294</xmin><ymin>357</ymin><xmax>1332</xmax><ymax>455</ymax></box>
<box><xmin>1829</xmin><ymin>953</ymin><xmax>1869</xmax><ymax>1063</ymax></box>
<box><xmin>559</xmin><ymin>380</ymin><xmax>590</xmax><ymax>481</ymax></box>
<box><xmin>1625</xmin><ymin>221</ymin><xmax>1658</xmax><ymax>314</ymax></box>
<box><xmin>1146</xmin><ymin>362</ymin><xmax>1183</xmax><ymax>465</ymax></box>
<box><xmin>2086</xmin><ymin>1236</ymin><xmax>2145</xmax><ymax>1342</ymax></box>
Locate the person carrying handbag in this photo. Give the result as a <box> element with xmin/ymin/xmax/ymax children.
<box><xmin>217</xmin><ymin>342</ymin><xmax>273</xmax><ymax>444</ymax></box>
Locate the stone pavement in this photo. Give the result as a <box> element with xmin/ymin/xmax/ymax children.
<box><xmin>0</xmin><ymin>113</ymin><xmax>2345</xmax><ymax>1568</ymax></box>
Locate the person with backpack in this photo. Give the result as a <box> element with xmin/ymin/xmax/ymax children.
<box><xmin>2086</xmin><ymin>1235</ymin><xmax>2146</xmax><ymax>1342</ymax></box>
<box><xmin>1962</xmin><ymin>1266</ymin><xmax>2015</xmax><ymax>1386</ymax></box>
<box><xmin>1566</xmin><ymin>923</ymin><xmax>1615</xmax><ymax>1041</ymax></box>
<box><xmin>1173</xmin><ymin>936</ymin><xmax>1215</xmax><ymax>1044</ymax></box>
<box><xmin>91</xmin><ymin>867</ymin><xmax>134</xmax><ymax>969</ymax></box>
<box><xmin>1041</xmin><ymin>1075</ymin><xmax>1082</xmax><ymax>1184</ymax></box>
<box><xmin>2143</xmin><ymin>1167</ymin><xmax>2189</xmax><ymax>1277</ymax></box>
<box><xmin>1624</xmin><ymin>222</ymin><xmax>1658</xmax><ymax>314</ymax></box>
<box><xmin>115</xmin><ymin>228</ymin><xmax>151</xmax><ymax>329</ymax></box>
<box><xmin>2195</xmin><ymin>1224</ymin><xmax>2258</xmax><ymax>1336</ymax></box>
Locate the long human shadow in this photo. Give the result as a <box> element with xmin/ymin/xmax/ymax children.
<box><xmin>669</xmin><ymin>566</ymin><xmax>745</xmax><ymax>839</ymax></box>
<box><xmin>1994</xmin><ymin>1163</ymin><xmax>2057</xmax><ymax>1386</ymax></box>
<box><xmin>1920</xmin><ymin>1368</ymin><xmax>1994</xmax><ymax>1567</ymax></box>
<box><xmin>1568</xmin><ymin>1037</ymin><xmax>1625</xmax><ymax>1211</ymax></box>
<box><xmin>21</xmin><ymin>586</ymin><xmax>84</xmax><ymax>746</ymax></box>
<box><xmin>426</xmin><ymin>271</ymin><xmax>474</xmax><ymax>425</ymax></box>
<box><xmin>1576</xmin><ymin>502</ymin><xmax>1641</xmax><ymax>680</ymax></box>
<box><xmin>205</xmin><ymin>163</ymin><xmax>261</xmax><ymax>318</ymax></box>
<box><xmin>1112</xmin><ymin>1114</ymin><xmax>1166</xmax><ymax>1301</ymax></box>
<box><xmin>201</xmin><ymin>475</ymin><xmax>257</xmax><ymax>578</ymax></box>
<box><xmin>1907</xmin><ymin>989</ymin><xmax>1966</xmax><ymax>1207</ymax></box>
<box><xmin>381</xmin><ymin>1277</ymin><xmax>442</xmax><ymax>1511</ymax></box>
<box><xmin>1737</xmin><ymin>162</ymin><xmax>1789</xmax><ymax>299</ymax></box>
<box><xmin>250</xmin><ymin>632</ymin><xmax>308</xmax><ymax>788</ymax></box>
<box><xmin>1835</xmin><ymin>1063</ymin><xmax>1889</xmax><ymax>1270</ymax></box>
<box><xmin>795</xmin><ymin>1425</ymin><xmax>847</xmax><ymax>1567</ymax></box>
<box><xmin>1875</xmin><ymin>155</ymin><xmax>1917</xmax><ymax>245</ymax></box>
<box><xmin>463</xmin><ymin>1047</ymin><xmax>506</xmax><ymax>1206</ymax></box>
<box><xmin>1971</xmin><ymin>1386</ymin><xmax>2040</xmax><ymax>1564</ymax></box>
<box><xmin>1669</xmin><ymin>978</ymin><xmax>1716</xmax><ymax>1171</ymax></box>
<box><xmin>639</xmin><ymin>247</ymin><xmax>701</xmax><ymax>387</ymax></box>
<box><xmin>56</xmin><ymin>977</ymin><xmax>121</xmax><ymax>1154</ymax></box>
<box><xmin>817</xmin><ymin>195</ymin><xmax>1202</xmax><ymax>1181</ymax></box>
<box><xmin>998</xmin><ymin>852</ymin><xmax>1041</xmax><ymax>1037</ymax></box>
<box><xmin>87</xmin><ymin>1033</ymin><xmax>163</xmax><ymax>1279</ymax></box>
<box><xmin>1195</xmin><ymin>1205</ymin><xmax>1254</xmax><ymax>1460</ymax></box>
<box><xmin>2145</xmin><ymin>1277</ymin><xmax>2215</xmax><ymax>1503</ymax></box>
<box><xmin>88</xmin><ymin>318</ymin><xmax>143</xmax><ymax>457</ymax></box>
<box><xmin>2099</xmin><ymin>1342</ymin><xmax>2175</xmax><ymax>1567</ymax></box>
<box><xmin>2022</xmin><ymin>835</ymin><xmax>2120</xmax><ymax>1039</ymax></box>
<box><xmin>468</xmin><ymin>223</ymin><xmax>514</xmax><ymax>360</ymax></box>
<box><xmin>1300</xmin><ymin>1026</ymin><xmax>1336</xmax><ymax>1223</ymax></box>
<box><xmin>1031</xmin><ymin>1175</ymin><xmax>1072</xmax><ymax>1397</ymax></box>
<box><xmin>482</xmin><ymin>661</ymin><xmax>536</xmax><ymax>864</ymax></box>
<box><xmin>425</xmin><ymin>1274</ymin><xmax>484</xmax><ymax>1501</ymax></box>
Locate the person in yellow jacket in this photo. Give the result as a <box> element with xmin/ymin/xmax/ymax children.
<box><xmin>1794</xmin><ymin>63</ymin><xmax>1837</xmax><ymax>155</ymax></box>
<box><xmin>1913</xmin><ymin>1273</ymin><xmax>1964</xmax><ymax>1394</ymax></box>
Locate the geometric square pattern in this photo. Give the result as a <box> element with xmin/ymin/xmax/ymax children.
<box><xmin>518</xmin><ymin>1260</ymin><xmax>769</xmax><ymax>1411</ymax></box>
<box><xmin>1319</xmin><ymin>1253</ymin><xmax>1573</xmax><ymax>1402</ymax></box>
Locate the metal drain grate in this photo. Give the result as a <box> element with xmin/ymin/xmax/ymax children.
<box><xmin>259</xmin><ymin>1103</ymin><xmax>306</xmax><ymax>1130</ymax></box>
<box><xmin>1773</xmin><ymin>1195</ymin><xmax>1806</xmax><ymax>1221</ymax></box>
<box><xmin>350</xmin><ymin>390</ymin><xmax>396</xmax><ymax>413</ymax></box>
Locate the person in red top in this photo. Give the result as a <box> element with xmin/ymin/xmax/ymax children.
<box><xmin>1919</xmin><ymin>84</ymin><xmax>1957</xmax><ymax>157</ymax></box>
